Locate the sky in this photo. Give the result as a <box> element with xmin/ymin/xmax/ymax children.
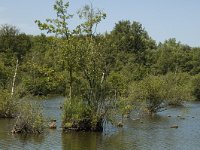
<box><xmin>0</xmin><ymin>0</ymin><xmax>200</xmax><ymax>47</ymax></box>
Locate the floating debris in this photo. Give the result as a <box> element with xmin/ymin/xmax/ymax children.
<box><xmin>180</xmin><ymin>117</ymin><xmax>185</xmax><ymax>120</ymax></box>
<box><xmin>49</xmin><ymin>120</ymin><xmax>57</xmax><ymax>129</ymax></box>
<box><xmin>117</xmin><ymin>122</ymin><xmax>123</xmax><ymax>127</ymax></box>
<box><xmin>170</xmin><ymin>125</ymin><xmax>178</xmax><ymax>128</ymax></box>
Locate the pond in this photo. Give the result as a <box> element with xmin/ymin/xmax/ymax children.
<box><xmin>0</xmin><ymin>97</ymin><xmax>200</xmax><ymax>150</ymax></box>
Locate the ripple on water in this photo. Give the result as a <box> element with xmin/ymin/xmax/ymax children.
<box><xmin>1</xmin><ymin>99</ymin><xmax>200</xmax><ymax>150</ymax></box>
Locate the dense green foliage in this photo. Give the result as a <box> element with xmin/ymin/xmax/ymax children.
<box><xmin>1</xmin><ymin>0</ymin><xmax>200</xmax><ymax>131</ymax></box>
<box><xmin>192</xmin><ymin>74</ymin><xmax>200</xmax><ymax>100</ymax></box>
<box><xmin>128</xmin><ymin>73</ymin><xmax>193</xmax><ymax>114</ymax></box>
<box><xmin>12</xmin><ymin>102</ymin><xmax>45</xmax><ymax>134</ymax></box>
<box><xmin>129</xmin><ymin>75</ymin><xmax>167</xmax><ymax>114</ymax></box>
<box><xmin>0</xmin><ymin>89</ymin><xmax>18</xmax><ymax>118</ymax></box>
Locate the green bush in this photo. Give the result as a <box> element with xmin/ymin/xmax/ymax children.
<box><xmin>12</xmin><ymin>102</ymin><xmax>45</xmax><ymax>134</ymax></box>
<box><xmin>164</xmin><ymin>72</ymin><xmax>193</xmax><ymax>105</ymax></box>
<box><xmin>128</xmin><ymin>73</ymin><xmax>193</xmax><ymax>114</ymax></box>
<box><xmin>129</xmin><ymin>75</ymin><xmax>166</xmax><ymax>114</ymax></box>
<box><xmin>62</xmin><ymin>97</ymin><xmax>103</xmax><ymax>131</ymax></box>
<box><xmin>0</xmin><ymin>89</ymin><xmax>18</xmax><ymax>118</ymax></box>
<box><xmin>192</xmin><ymin>74</ymin><xmax>200</xmax><ymax>101</ymax></box>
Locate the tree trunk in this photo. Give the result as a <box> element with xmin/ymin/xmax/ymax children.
<box><xmin>11</xmin><ymin>59</ymin><xmax>19</xmax><ymax>97</ymax></box>
<box><xmin>69</xmin><ymin>68</ymin><xmax>72</xmax><ymax>100</ymax></box>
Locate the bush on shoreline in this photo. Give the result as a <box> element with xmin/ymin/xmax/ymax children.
<box><xmin>164</xmin><ymin>72</ymin><xmax>193</xmax><ymax>106</ymax></box>
<box><xmin>192</xmin><ymin>74</ymin><xmax>200</xmax><ymax>101</ymax></box>
<box><xmin>0</xmin><ymin>90</ymin><xmax>18</xmax><ymax>118</ymax></box>
<box><xmin>128</xmin><ymin>73</ymin><xmax>193</xmax><ymax>114</ymax></box>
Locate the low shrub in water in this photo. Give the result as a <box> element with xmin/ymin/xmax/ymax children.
<box><xmin>129</xmin><ymin>75</ymin><xmax>166</xmax><ymax>114</ymax></box>
<box><xmin>62</xmin><ymin>98</ymin><xmax>103</xmax><ymax>132</ymax></box>
<box><xmin>164</xmin><ymin>72</ymin><xmax>193</xmax><ymax>106</ymax></box>
<box><xmin>12</xmin><ymin>102</ymin><xmax>45</xmax><ymax>134</ymax></box>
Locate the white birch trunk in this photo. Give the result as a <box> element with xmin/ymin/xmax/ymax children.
<box><xmin>11</xmin><ymin>59</ymin><xmax>19</xmax><ymax>97</ymax></box>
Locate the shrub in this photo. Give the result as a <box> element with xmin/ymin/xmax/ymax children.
<box><xmin>0</xmin><ymin>89</ymin><xmax>18</xmax><ymax>118</ymax></box>
<box><xmin>62</xmin><ymin>97</ymin><xmax>103</xmax><ymax>132</ymax></box>
<box><xmin>192</xmin><ymin>73</ymin><xmax>200</xmax><ymax>101</ymax></box>
<box><xmin>164</xmin><ymin>72</ymin><xmax>193</xmax><ymax>105</ymax></box>
<box><xmin>128</xmin><ymin>73</ymin><xmax>193</xmax><ymax>115</ymax></box>
<box><xmin>129</xmin><ymin>75</ymin><xmax>166</xmax><ymax>114</ymax></box>
<box><xmin>11</xmin><ymin>102</ymin><xmax>45</xmax><ymax>134</ymax></box>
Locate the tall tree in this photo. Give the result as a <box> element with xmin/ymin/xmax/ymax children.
<box><xmin>110</xmin><ymin>20</ymin><xmax>156</xmax><ymax>64</ymax></box>
<box><xmin>154</xmin><ymin>38</ymin><xmax>191</xmax><ymax>74</ymax></box>
<box><xmin>35</xmin><ymin>0</ymin><xmax>73</xmax><ymax>38</ymax></box>
<box><xmin>0</xmin><ymin>24</ymin><xmax>31</xmax><ymax>95</ymax></box>
<box><xmin>77</xmin><ymin>3</ymin><xmax>106</xmax><ymax>36</ymax></box>
<box><xmin>111</xmin><ymin>20</ymin><xmax>155</xmax><ymax>52</ymax></box>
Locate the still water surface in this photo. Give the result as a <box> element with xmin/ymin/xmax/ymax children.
<box><xmin>0</xmin><ymin>97</ymin><xmax>200</xmax><ymax>150</ymax></box>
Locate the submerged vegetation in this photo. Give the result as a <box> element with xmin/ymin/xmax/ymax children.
<box><xmin>0</xmin><ymin>0</ymin><xmax>200</xmax><ymax>133</ymax></box>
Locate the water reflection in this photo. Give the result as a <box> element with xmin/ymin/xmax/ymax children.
<box><xmin>62</xmin><ymin>132</ymin><xmax>101</xmax><ymax>150</ymax></box>
<box><xmin>0</xmin><ymin>99</ymin><xmax>200</xmax><ymax>150</ymax></box>
<box><xmin>14</xmin><ymin>134</ymin><xmax>45</xmax><ymax>145</ymax></box>
<box><xmin>100</xmin><ymin>129</ymin><xmax>139</xmax><ymax>150</ymax></box>
<box><xmin>12</xmin><ymin>134</ymin><xmax>45</xmax><ymax>150</ymax></box>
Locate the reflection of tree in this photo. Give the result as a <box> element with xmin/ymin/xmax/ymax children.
<box><xmin>16</xmin><ymin>134</ymin><xmax>45</xmax><ymax>148</ymax></box>
<box><xmin>0</xmin><ymin>119</ymin><xmax>15</xmax><ymax>147</ymax></box>
<box><xmin>62</xmin><ymin>126</ymin><xmax>139</xmax><ymax>150</ymax></box>
<box><xmin>100</xmin><ymin>129</ymin><xmax>139</xmax><ymax>150</ymax></box>
<box><xmin>62</xmin><ymin>132</ymin><xmax>100</xmax><ymax>150</ymax></box>
<box><xmin>100</xmin><ymin>114</ymin><xmax>171</xmax><ymax>150</ymax></box>
<box><xmin>0</xmin><ymin>126</ymin><xmax>45</xmax><ymax>149</ymax></box>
